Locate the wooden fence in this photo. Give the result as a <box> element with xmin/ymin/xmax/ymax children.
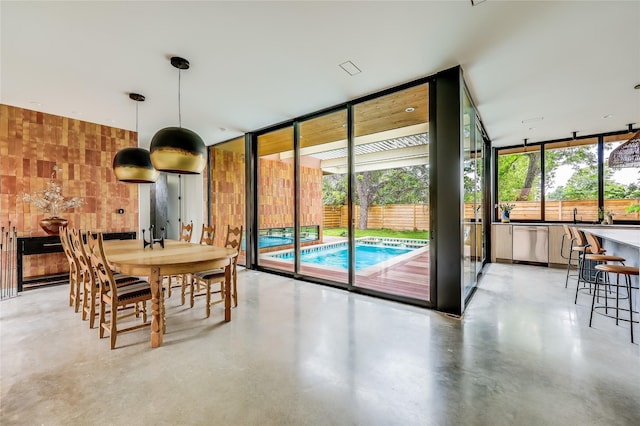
<box><xmin>323</xmin><ymin>199</ymin><xmax>639</xmax><ymax>230</ymax></box>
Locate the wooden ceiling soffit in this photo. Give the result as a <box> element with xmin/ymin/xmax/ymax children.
<box><xmin>211</xmin><ymin>137</ymin><xmax>245</xmax><ymax>154</ymax></box>
<box><xmin>258</xmin><ymin>83</ymin><xmax>429</xmax><ymax>157</ymax></box>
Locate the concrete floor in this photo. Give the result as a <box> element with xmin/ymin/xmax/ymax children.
<box><xmin>1</xmin><ymin>263</ymin><xmax>638</xmax><ymax>425</ymax></box>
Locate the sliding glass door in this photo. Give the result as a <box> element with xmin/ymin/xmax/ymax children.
<box><xmin>351</xmin><ymin>83</ymin><xmax>431</xmax><ymax>301</ymax></box>
<box><xmin>298</xmin><ymin>109</ymin><xmax>349</xmax><ymax>283</ymax></box>
<box><xmin>257</xmin><ymin>127</ymin><xmax>295</xmax><ymax>272</ymax></box>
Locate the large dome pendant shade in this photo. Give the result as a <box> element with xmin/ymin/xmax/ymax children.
<box><xmin>113</xmin><ymin>93</ymin><xmax>159</xmax><ymax>183</ymax></box>
<box><xmin>149</xmin><ymin>56</ymin><xmax>206</xmax><ymax>175</ymax></box>
<box><xmin>113</xmin><ymin>147</ymin><xmax>160</xmax><ymax>183</ymax></box>
<box><xmin>149</xmin><ymin>127</ymin><xmax>206</xmax><ymax>174</ymax></box>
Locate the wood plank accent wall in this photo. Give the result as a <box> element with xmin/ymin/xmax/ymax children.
<box><xmin>0</xmin><ymin>104</ymin><xmax>139</xmax><ymax>278</ymax></box>
<box><xmin>209</xmin><ymin>147</ymin><xmax>245</xmax><ymax>248</ymax></box>
<box><xmin>258</xmin><ymin>157</ymin><xmax>323</xmax><ymax>229</ymax></box>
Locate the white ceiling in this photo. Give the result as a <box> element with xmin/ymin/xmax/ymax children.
<box><xmin>1</xmin><ymin>1</ymin><xmax>638</xmax><ymax>149</ymax></box>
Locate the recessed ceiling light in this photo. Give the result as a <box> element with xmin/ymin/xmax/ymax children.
<box><xmin>603</xmin><ymin>114</ymin><xmax>613</xmax><ymax>119</ymax></box>
<box><xmin>219</xmin><ymin>127</ymin><xmax>227</xmax><ymax>132</ymax></box>
<box><xmin>529</xmin><ymin>127</ymin><xmax>535</xmax><ymax>131</ymax></box>
<box><xmin>522</xmin><ymin>116</ymin><xmax>544</xmax><ymax>124</ymax></box>
<box><xmin>339</xmin><ymin>60</ymin><xmax>362</xmax><ymax>76</ymax></box>
<box><xmin>405</xmin><ymin>107</ymin><xmax>415</xmax><ymax>113</ymax></box>
<box><xmin>635</xmin><ymin>83</ymin><xmax>640</xmax><ymax>90</ymax></box>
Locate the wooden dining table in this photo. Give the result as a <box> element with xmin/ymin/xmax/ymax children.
<box><xmin>103</xmin><ymin>239</ymin><xmax>237</xmax><ymax>348</ymax></box>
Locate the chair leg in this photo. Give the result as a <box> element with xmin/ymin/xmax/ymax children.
<box><xmin>110</xmin><ymin>308</ymin><xmax>118</xmax><ymax>349</ymax></box>
<box><xmin>69</xmin><ymin>273</ymin><xmax>74</xmax><ymax>307</ymax></box>
<box><xmin>74</xmin><ymin>278</ymin><xmax>82</xmax><ymax>313</ymax></box>
<box><xmin>190</xmin><ymin>277</ymin><xmax>196</xmax><ymax>308</ymax></box>
<box><xmin>81</xmin><ymin>284</ymin><xmax>89</xmax><ymax>321</ymax></box>
<box><xmin>232</xmin><ymin>269</ymin><xmax>238</xmax><ymax>308</ymax></box>
<box><xmin>99</xmin><ymin>298</ymin><xmax>106</xmax><ymax>339</ymax></box>
<box><xmin>167</xmin><ymin>276</ymin><xmax>172</xmax><ymax>298</ymax></box>
<box><xmin>205</xmin><ymin>282</ymin><xmax>211</xmax><ymax>318</ymax></box>
<box><xmin>89</xmin><ymin>292</ymin><xmax>97</xmax><ymax>329</ymax></box>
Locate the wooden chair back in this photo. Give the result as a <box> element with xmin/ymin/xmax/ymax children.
<box><xmin>86</xmin><ymin>233</ymin><xmax>118</xmax><ymax>300</ymax></box>
<box><xmin>70</xmin><ymin>228</ymin><xmax>92</xmax><ymax>278</ymax></box>
<box><xmin>179</xmin><ymin>221</ymin><xmax>194</xmax><ymax>243</ymax></box>
<box><xmin>570</xmin><ymin>227</ymin><xmax>586</xmax><ymax>246</ymax></box>
<box><xmin>224</xmin><ymin>225</ymin><xmax>243</xmax><ymax>254</ymax></box>
<box><xmin>60</xmin><ymin>226</ymin><xmax>81</xmax><ymax>310</ymax></box>
<box><xmin>583</xmin><ymin>231</ymin><xmax>603</xmax><ymax>254</ymax></box>
<box><xmin>59</xmin><ymin>226</ymin><xmax>79</xmax><ymax>272</ymax></box>
<box><xmin>199</xmin><ymin>224</ymin><xmax>216</xmax><ymax>246</ymax></box>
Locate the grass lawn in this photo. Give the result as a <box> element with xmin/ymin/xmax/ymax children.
<box><xmin>323</xmin><ymin>228</ymin><xmax>429</xmax><ymax>239</ymax></box>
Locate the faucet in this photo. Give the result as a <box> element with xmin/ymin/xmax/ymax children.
<box><xmin>573</xmin><ymin>208</ymin><xmax>578</xmax><ymax>224</ymax></box>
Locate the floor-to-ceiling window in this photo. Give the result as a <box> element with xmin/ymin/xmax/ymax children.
<box><xmin>298</xmin><ymin>109</ymin><xmax>348</xmax><ymax>283</ymax></box>
<box><xmin>232</xmin><ymin>67</ymin><xmax>488</xmax><ymax>315</ymax></box>
<box><xmin>463</xmin><ymin>89</ymin><xmax>487</xmax><ymax>299</ymax></box>
<box><xmin>352</xmin><ymin>83</ymin><xmax>430</xmax><ymax>301</ymax></box>
<box><xmin>256</xmin><ymin>127</ymin><xmax>295</xmax><ymax>272</ymax></box>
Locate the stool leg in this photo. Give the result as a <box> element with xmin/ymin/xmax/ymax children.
<box><xmin>575</xmin><ymin>252</ymin><xmax>585</xmax><ymax>304</ymax></box>
<box><xmin>589</xmin><ymin>270</ymin><xmax>600</xmax><ymax>328</ymax></box>
<box><xmin>565</xmin><ymin>247</ymin><xmax>574</xmax><ymax>288</ymax></box>
<box><xmin>628</xmin><ymin>275</ymin><xmax>634</xmax><ymax>344</ymax></box>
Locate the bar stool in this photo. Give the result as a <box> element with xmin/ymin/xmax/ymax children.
<box><xmin>562</xmin><ymin>225</ymin><xmax>578</xmax><ymax>288</ymax></box>
<box><xmin>574</xmin><ymin>230</ymin><xmax>623</xmax><ymax>304</ymax></box>
<box><xmin>590</xmin><ymin>264</ymin><xmax>639</xmax><ymax>343</ymax></box>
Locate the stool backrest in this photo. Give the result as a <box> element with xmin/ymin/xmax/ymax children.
<box><xmin>570</xmin><ymin>227</ymin><xmax>586</xmax><ymax>246</ymax></box>
<box><xmin>583</xmin><ymin>231</ymin><xmax>603</xmax><ymax>254</ymax></box>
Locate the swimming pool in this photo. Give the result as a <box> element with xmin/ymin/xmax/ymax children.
<box><xmin>241</xmin><ymin>234</ymin><xmax>318</xmax><ymax>250</ymax></box>
<box><xmin>264</xmin><ymin>237</ymin><xmax>428</xmax><ymax>271</ymax></box>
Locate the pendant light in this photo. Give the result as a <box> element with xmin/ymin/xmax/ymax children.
<box><xmin>608</xmin><ymin>126</ymin><xmax>640</xmax><ymax>168</ymax></box>
<box><xmin>149</xmin><ymin>56</ymin><xmax>206</xmax><ymax>174</ymax></box>
<box><xmin>113</xmin><ymin>93</ymin><xmax>160</xmax><ymax>183</ymax></box>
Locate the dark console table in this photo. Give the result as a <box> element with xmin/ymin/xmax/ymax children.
<box><xmin>17</xmin><ymin>231</ymin><xmax>136</xmax><ymax>291</ymax></box>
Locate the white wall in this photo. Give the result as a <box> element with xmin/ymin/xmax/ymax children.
<box><xmin>137</xmin><ymin>173</ymin><xmax>204</xmax><ymax>241</ymax></box>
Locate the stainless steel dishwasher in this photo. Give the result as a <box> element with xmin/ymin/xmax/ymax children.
<box><xmin>512</xmin><ymin>226</ymin><xmax>549</xmax><ymax>264</ymax></box>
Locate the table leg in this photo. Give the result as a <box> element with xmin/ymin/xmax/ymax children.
<box><xmin>224</xmin><ymin>263</ymin><xmax>231</xmax><ymax>322</ymax></box>
<box><xmin>150</xmin><ymin>267</ymin><xmax>163</xmax><ymax>347</ymax></box>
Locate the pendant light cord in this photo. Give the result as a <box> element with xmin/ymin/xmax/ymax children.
<box><xmin>178</xmin><ymin>68</ymin><xmax>182</xmax><ymax>128</ymax></box>
<box><xmin>135</xmin><ymin>100</ymin><xmax>139</xmax><ymax>134</ymax></box>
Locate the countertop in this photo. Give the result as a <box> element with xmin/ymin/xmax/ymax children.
<box><xmin>492</xmin><ymin>222</ymin><xmax>640</xmax><ymax>228</ymax></box>
<box><xmin>578</xmin><ymin>227</ymin><xmax>640</xmax><ymax>249</ymax></box>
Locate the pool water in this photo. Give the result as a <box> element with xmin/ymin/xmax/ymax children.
<box><xmin>280</xmin><ymin>243</ymin><xmax>414</xmax><ymax>270</ymax></box>
<box><xmin>243</xmin><ymin>234</ymin><xmax>317</xmax><ymax>250</ymax></box>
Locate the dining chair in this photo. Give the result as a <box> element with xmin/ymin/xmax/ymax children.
<box><xmin>165</xmin><ymin>220</ymin><xmax>194</xmax><ymax>298</ymax></box>
<box><xmin>87</xmin><ymin>232</ymin><xmax>153</xmax><ymax>349</ymax></box>
<box><xmin>177</xmin><ymin>224</ymin><xmax>216</xmax><ymax>305</ymax></box>
<box><xmin>190</xmin><ymin>225</ymin><xmax>243</xmax><ymax>318</ymax></box>
<box><xmin>72</xmin><ymin>228</ymin><xmax>141</xmax><ymax>329</ymax></box>
<box><xmin>59</xmin><ymin>226</ymin><xmax>82</xmax><ymax>312</ymax></box>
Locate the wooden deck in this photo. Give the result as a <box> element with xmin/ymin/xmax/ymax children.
<box><xmin>258</xmin><ymin>250</ymin><xmax>430</xmax><ymax>301</ymax></box>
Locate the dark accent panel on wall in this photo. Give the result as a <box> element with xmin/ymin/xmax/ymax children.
<box><xmin>151</xmin><ymin>173</ymin><xmax>168</xmax><ymax>232</ymax></box>
<box><xmin>432</xmin><ymin>66</ymin><xmax>463</xmax><ymax>316</ymax></box>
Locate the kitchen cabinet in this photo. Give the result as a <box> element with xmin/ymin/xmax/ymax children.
<box><xmin>492</xmin><ymin>224</ymin><xmax>512</xmax><ymax>261</ymax></box>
